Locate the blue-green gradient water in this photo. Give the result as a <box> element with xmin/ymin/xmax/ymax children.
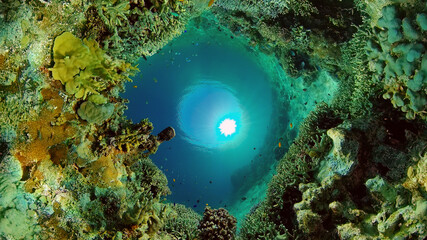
<box><xmin>123</xmin><ymin>22</ymin><xmax>275</xmax><ymax>213</ymax></box>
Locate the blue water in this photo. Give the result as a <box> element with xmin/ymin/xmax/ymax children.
<box><xmin>123</xmin><ymin>24</ymin><xmax>275</xmax><ymax>213</ymax></box>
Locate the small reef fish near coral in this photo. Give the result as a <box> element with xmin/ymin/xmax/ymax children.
<box><xmin>0</xmin><ymin>0</ymin><xmax>426</xmax><ymax>240</ymax></box>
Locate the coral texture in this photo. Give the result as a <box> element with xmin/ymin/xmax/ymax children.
<box><xmin>198</xmin><ymin>207</ymin><xmax>237</xmax><ymax>240</ymax></box>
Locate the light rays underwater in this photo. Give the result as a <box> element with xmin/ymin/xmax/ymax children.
<box><xmin>123</xmin><ymin>21</ymin><xmax>275</xmax><ymax>212</ymax></box>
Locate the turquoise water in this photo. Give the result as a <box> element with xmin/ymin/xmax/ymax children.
<box><xmin>123</xmin><ymin>22</ymin><xmax>276</xmax><ymax>213</ymax></box>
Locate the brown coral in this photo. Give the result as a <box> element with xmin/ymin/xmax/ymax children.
<box><xmin>198</xmin><ymin>207</ymin><xmax>237</xmax><ymax>240</ymax></box>
<box><xmin>14</xmin><ymin>88</ymin><xmax>76</xmax><ymax>168</ymax></box>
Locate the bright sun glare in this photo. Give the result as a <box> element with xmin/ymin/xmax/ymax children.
<box><xmin>219</xmin><ymin>118</ymin><xmax>236</xmax><ymax>137</ymax></box>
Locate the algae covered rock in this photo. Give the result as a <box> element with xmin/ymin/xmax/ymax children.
<box><xmin>296</xmin><ymin>209</ymin><xmax>323</xmax><ymax>235</ymax></box>
<box><xmin>0</xmin><ymin>156</ymin><xmax>40</xmax><ymax>239</ymax></box>
<box><xmin>316</xmin><ymin>125</ymin><xmax>359</xmax><ymax>181</ymax></box>
<box><xmin>77</xmin><ymin>101</ymin><xmax>114</xmax><ymax>125</ymax></box>
<box><xmin>366</xmin><ymin>176</ymin><xmax>397</xmax><ymax>203</ymax></box>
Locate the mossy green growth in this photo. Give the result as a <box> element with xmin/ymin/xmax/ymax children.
<box><xmin>366</xmin><ymin>176</ymin><xmax>397</xmax><ymax>203</ymax></box>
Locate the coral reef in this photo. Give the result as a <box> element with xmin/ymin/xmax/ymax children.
<box><xmin>0</xmin><ymin>0</ymin><xmax>190</xmax><ymax>239</ymax></box>
<box><xmin>162</xmin><ymin>203</ymin><xmax>202</xmax><ymax>239</ymax></box>
<box><xmin>366</xmin><ymin>3</ymin><xmax>427</xmax><ymax>120</ymax></box>
<box><xmin>0</xmin><ymin>0</ymin><xmax>426</xmax><ymax>239</ymax></box>
<box><xmin>83</xmin><ymin>0</ymin><xmax>207</xmax><ymax>62</ymax></box>
<box><xmin>198</xmin><ymin>207</ymin><xmax>237</xmax><ymax>240</ymax></box>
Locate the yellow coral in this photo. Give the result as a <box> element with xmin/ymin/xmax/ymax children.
<box><xmin>50</xmin><ymin>32</ymin><xmax>91</xmax><ymax>84</ymax></box>
<box><xmin>50</xmin><ymin>32</ymin><xmax>108</xmax><ymax>99</ymax></box>
<box><xmin>403</xmin><ymin>153</ymin><xmax>427</xmax><ymax>201</ymax></box>
<box><xmin>50</xmin><ymin>32</ymin><xmax>136</xmax><ymax>99</ymax></box>
<box><xmin>82</xmin><ymin>150</ymin><xmax>123</xmax><ymax>187</ymax></box>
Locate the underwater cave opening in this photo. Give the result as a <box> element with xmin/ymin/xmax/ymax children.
<box><xmin>122</xmin><ymin>13</ymin><xmax>339</xmax><ymax>226</ymax></box>
<box><xmin>122</xmin><ymin>15</ymin><xmax>281</xmax><ymax>217</ymax></box>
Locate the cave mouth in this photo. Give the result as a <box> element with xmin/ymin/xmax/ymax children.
<box><xmin>122</xmin><ymin>13</ymin><xmax>279</xmax><ymax>214</ymax></box>
<box><xmin>123</xmin><ymin>12</ymin><xmax>339</xmax><ymax>224</ymax></box>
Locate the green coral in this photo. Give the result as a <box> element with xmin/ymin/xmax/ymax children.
<box><xmin>51</xmin><ymin>156</ymin><xmax>173</xmax><ymax>239</ymax></box>
<box><xmin>366</xmin><ymin>176</ymin><xmax>397</xmax><ymax>203</ymax></box>
<box><xmin>77</xmin><ymin>101</ymin><xmax>114</xmax><ymax>125</ymax></box>
<box><xmin>366</xmin><ymin>4</ymin><xmax>427</xmax><ymax>120</ymax></box>
<box><xmin>316</xmin><ymin>126</ymin><xmax>359</xmax><ymax>181</ymax></box>
<box><xmin>0</xmin><ymin>156</ymin><xmax>40</xmax><ymax>239</ymax></box>
<box><xmin>163</xmin><ymin>204</ymin><xmax>202</xmax><ymax>239</ymax></box>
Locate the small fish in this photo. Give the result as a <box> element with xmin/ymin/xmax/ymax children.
<box><xmin>206</xmin><ymin>203</ymin><xmax>208</xmax><ymax>206</ymax></box>
<box><xmin>253</xmin><ymin>147</ymin><xmax>256</xmax><ymax>150</ymax></box>
<box><xmin>153</xmin><ymin>78</ymin><xmax>158</xmax><ymax>83</ymax></box>
<box><xmin>173</xmin><ymin>178</ymin><xmax>175</xmax><ymax>182</ymax></box>
<box><xmin>241</xmin><ymin>197</ymin><xmax>247</xmax><ymax>201</ymax></box>
<box><xmin>290</xmin><ymin>123</ymin><xmax>293</xmax><ymax>129</ymax></box>
<box><xmin>208</xmin><ymin>0</ymin><xmax>215</xmax><ymax>7</ymax></box>
<box><xmin>193</xmin><ymin>205</ymin><xmax>197</xmax><ymax>208</ymax></box>
<box><xmin>197</xmin><ymin>200</ymin><xmax>200</xmax><ymax>203</ymax></box>
<box><xmin>278</xmin><ymin>142</ymin><xmax>282</xmax><ymax>148</ymax></box>
<box><xmin>209</xmin><ymin>181</ymin><xmax>212</xmax><ymax>184</ymax></box>
<box><xmin>133</xmin><ymin>85</ymin><xmax>137</xmax><ymax>88</ymax></box>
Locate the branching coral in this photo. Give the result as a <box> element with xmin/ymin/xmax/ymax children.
<box><xmin>163</xmin><ymin>203</ymin><xmax>202</xmax><ymax>239</ymax></box>
<box><xmin>83</xmin><ymin>0</ymin><xmax>203</xmax><ymax>62</ymax></box>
